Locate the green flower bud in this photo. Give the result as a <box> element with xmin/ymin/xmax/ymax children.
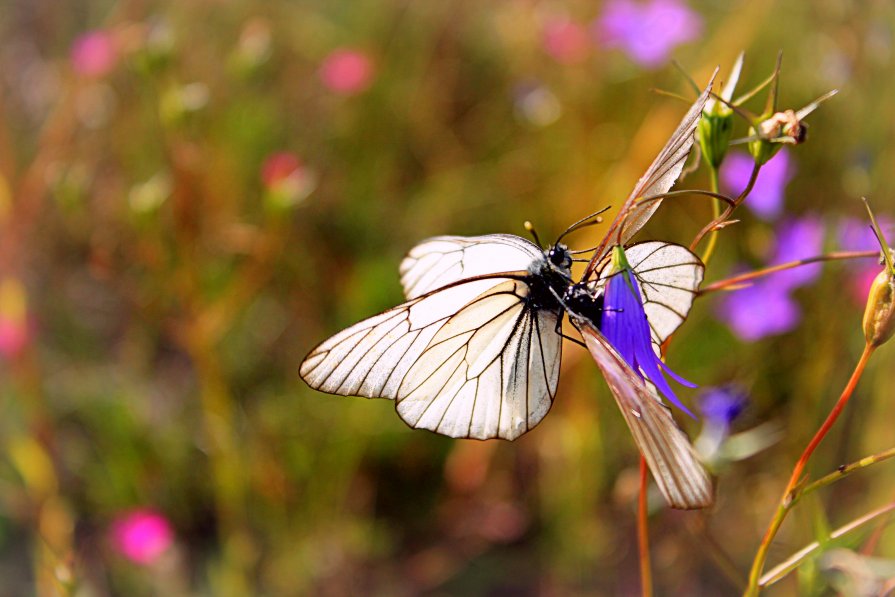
<box><xmin>863</xmin><ymin>268</ymin><xmax>895</xmax><ymax>347</ymax></box>
<box><xmin>748</xmin><ymin>129</ymin><xmax>782</xmax><ymax>166</ymax></box>
<box><xmin>698</xmin><ymin>105</ymin><xmax>734</xmax><ymax>169</ymax></box>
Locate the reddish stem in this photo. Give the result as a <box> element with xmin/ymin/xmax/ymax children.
<box><xmin>744</xmin><ymin>343</ymin><xmax>875</xmax><ymax>595</ymax></box>
<box><xmin>638</xmin><ymin>455</ymin><xmax>653</xmax><ymax>597</ymax></box>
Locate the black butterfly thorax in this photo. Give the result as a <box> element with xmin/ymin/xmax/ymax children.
<box><xmin>562</xmin><ymin>282</ymin><xmax>605</xmax><ymax>328</ymax></box>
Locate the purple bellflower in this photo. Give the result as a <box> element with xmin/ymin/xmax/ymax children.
<box><xmin>600</xmin><ymin>246</ymin><xmax>697</xmax><ymax>417</ymax></box>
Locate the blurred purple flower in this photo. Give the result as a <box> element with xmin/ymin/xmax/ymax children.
<box><xmin>593</xmin><ymin>0</ymin><xmax>702</xmax><ymax>68</ymax></box>
<box><xmin>696</xmin><ymin>385</ymin><xmax>747</xmax><ymax>460</ymax></box>
<box><xmin>699</xmin><ymin>386</ymin><xmax>747</xmax><ymax>429</ymax></box>
<box><xmin>601</xmin><ymin>265</ymin><xmax>696</xmax><ymax>416</ymax></box>
<box><xmin>770</xmin><ymin>215</ymin><xmax>825</xmax><ymax>290</ymax></box>
<box><xmin>71</xmin><ymin>30</ymin><xmax>118</xmax><ymax>78</ymax></box>
<box><xmin>716</xmin><ymin>279</ymin><xmax>800</xmax><ymax>341</ymax></box>
<box><xmin>110</xmin><ymin>508</ymin><xmax>173</xmax><ymax>565</ymax></box>
<box><xmin>838</xmin><ymin>216</ymin><xmax>895</xmax><ymax>304</ymax></box>
<box><xmin>319</xmin><ymin>48</ymin><xmax>374</xmax><ymax>95</ymax></box>
<box><xmin>542</xmin><ymin>18</ymin><xmax>590</xmax><ymax>64</ymax></box>
<box><xmin>716</xmin><ymin>215</ymin><xmax>825</xmax><ymax>340</ymax></box>
<box><xmin>721</xmin><ymin>150</ymin><xmax>795</xmax><ymax>221</ymax></box>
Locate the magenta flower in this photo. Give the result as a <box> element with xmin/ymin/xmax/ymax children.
<box><xmin>721</xmin><ymin>150</ymin><xmax>795</xmax><ymax>221</ymax></box>
<box><xmin>542</xmin><ymin>18</ymin><xmax>590</xmax><ymax>64</ymax></box>
<box><xmin>0</xmin><ymin>278</ymin><xmax>29</xmax><ymax>359</ymax></box>
<box><xmin>594</xmin><ymin>0</ymin><xmax>702</xmax><ymax>68</ymax></box>
<box><xmin>319</xmin><ymin>48</ymin><xmax>375</xmax><ymax>95</ymax></box>
<box><xmin>600</xmin><ymin>259</ymin><xmax>696</xmax><ymax>416</ymax></box>
<box><xmin>71</xmin><ymin>30</ymin><xmax>118</xmax><ymax>78</ymax></box>
<box><xmin>110</xmin><ymin>509</ymin><xmax>174</xmax><ymax>565</ymax></box>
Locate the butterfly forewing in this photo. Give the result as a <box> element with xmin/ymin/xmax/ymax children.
<box><xmin>400</xmin><ymin>234</ymin><xmax>543</xmax><ymax>300</ymax></box>
<box><xmin>576</xmin><ymin>318</ymin><xmax>713</xmax><ymax>509</ymax></box>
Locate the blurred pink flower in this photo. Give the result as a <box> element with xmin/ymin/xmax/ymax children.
<box><xmin>594</xmin><ymin>0</ymin><xmax>702</xmax><ymax>68</ymax></box>
<box><xmin>721</xmin><ymin>150</ymin><xmax>795</xmax><ymax>221</ymax></box>
<box><xmin>0</xmin><ymin>278</ymin><xmax>29</xmax><ymax>359</ymax></box>
<box><xmin>542</xmin><ymin>18</ymin><xmax>590</xmax><ymax>64</ymax></box>
<box><xmin>261</xmin><ymin>152</ymin><xmax>316</xmax><ymax>207</ymax></box>
<box><xmin>110</xmin><ymin>509</ymin><xmax>173</xmax><ymax>565</ymax></box>
<box><xmin>71</xmin><ymin>30</ymin><xmax>118</xmax><ymax>78</ymax></box>
<box><xmin>319</xmin><ymin>48</ymin><xmax>374</xmax><ymax>95</ymax></box>
<box><xmin>0</xmin><ymin>318</ymin><xmax>27</xmax><ymax>358</ymax></box>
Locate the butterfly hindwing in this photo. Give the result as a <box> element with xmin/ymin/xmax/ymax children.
<box><xmin>622</xmin><ymin>241</ymin><xmax>704</xmax><ymax>347</ymax></box>
<box><xmin>396</xmin><ymin>279</ymin><xmax>561</xmax><ymax>440</ymax></box>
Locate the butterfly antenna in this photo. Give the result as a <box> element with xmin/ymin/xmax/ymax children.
<box><xmin>524</xmin><ymin>221</ymin><xmax>543</xmax><ymax>248</ymax></box>
<box><xmin>556</xmin><ymin>206</ymin><xmax>612</xmax><ymax>244</ymax></box>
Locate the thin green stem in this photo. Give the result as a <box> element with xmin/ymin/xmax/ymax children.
<box><xmin>700</xmin><ymin>166</ymin><xmax>722</xmax><ymax>264</ymax></box>
<box><xmin>743</xmin><ymin>343</ymin><xmax>875</xmax><ymax>596</ymax></box>
<box><xmin>799</xmin><ymin>446</ymin><xmax>895</xmax><ymax>501</ymax></box>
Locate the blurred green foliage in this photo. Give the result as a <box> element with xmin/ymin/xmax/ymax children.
<box><xmin>0</xmin><ymin>0</ymin><xmax>894</xmax><ymax>594</ymax></box>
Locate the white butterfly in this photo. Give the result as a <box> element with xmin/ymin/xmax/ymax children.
<box><xmin>300</xmin><ymin>74</ymin><xmax>716</xmax><ymax>508</ymax></box>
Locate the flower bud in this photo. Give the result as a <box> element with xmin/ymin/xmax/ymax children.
<box><xmin>862</xmin><ymin>268</ymin><xmax>895</xmax><ymax>347</ymax></box>
<box><xmin>698</xmin><ymin>104</ymin><xmax>734</xmax><ymax>169</ymax></box>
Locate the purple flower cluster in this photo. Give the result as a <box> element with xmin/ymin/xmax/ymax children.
<box><xmin>594</xmin><ymin>0</ymin><xmax>702</xmax><ymax>68</ymax></box>
<box><xmin>601</xmin><ymin>266</ymin><xmax>696</xmax><ymax>416</ymax></box>
<box><xmin>717</xmin><ymin>216</ymin><xmax>824</xmax><ymax>341</ymax></box>
<box><xmin>721</xmin><ymin>150</ymin><xmax>795</xmax><ymax>221</ymax></box>
<box><xmin>541</xmin><ymin>0</ymin><xmax>702</xmax><ymax>68</ymax></box>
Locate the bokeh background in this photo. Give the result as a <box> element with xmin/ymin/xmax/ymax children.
<box><xmin>1</xmin><ymin>0</ymin><xmax>894</xmax><ymax>595</ymax></box>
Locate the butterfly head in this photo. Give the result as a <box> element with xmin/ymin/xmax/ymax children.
<box><xmin>546</xmin><ymin>243</ymin><xmax>572</xmax><ymax>272</ymax></box>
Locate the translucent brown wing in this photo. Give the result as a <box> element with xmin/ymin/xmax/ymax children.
<box><xmin>587</xmin><ymin>70</ymin><xmax>718</xmax><ymax>277</ymax></box>
<box><xmin>575</xmin><ymin>317</ymin><xmax>713</xmax><ymax>509</ymax></box>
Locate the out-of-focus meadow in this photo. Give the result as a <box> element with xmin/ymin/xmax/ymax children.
<box><xmin>1</xmin><ymin>0</ymin><xmax>894</xmax><ymax>595</ymax></box>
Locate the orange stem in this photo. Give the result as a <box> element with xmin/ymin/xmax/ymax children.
<box><xmin>701</xmin><ymin>251</ymin><xmax>879</xmax><ymax>294</ymax></box>
<box><xmin>744</xmin><ymin>343</ymin><xmax>875</xmax><ymax>595</ymax></box>
<box><xmin>638</xmin><ymin>455</ymin><xmax>653</xmax><ymax>597</ymax></box>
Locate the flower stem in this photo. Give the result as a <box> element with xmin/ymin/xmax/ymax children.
<box><xmin>744</xmin><ymin>343</ymin><xmax>875</xmax><ymax>596</ymax></box>
<box><xmin>638</xmin><ymin>456</ymin><xmax>653</xmax><ymax>597</ymax></box>
<box><xmin>799</xmin><ymin>445</ymin><xmax>895</xmax><ymax>500</ymax></box>
<box><xmin>699</xmin><ymin>166</ymin><xmax>722</xmax><ymax>265</ymax></box>
<box><xmin>690</xmin><ymin>163</ymin><xmax>761</xmax><ymax>253</ymax></box>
